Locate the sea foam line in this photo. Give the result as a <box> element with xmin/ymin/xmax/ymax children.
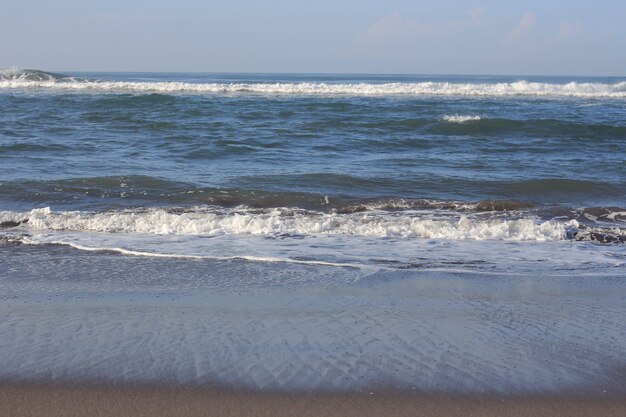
<box><xmin>18</xmin><ymin>236</ymin><xmax>363</xmax><ymax>269</ymax></box>
<box><xmin>1</xmin><ymin>79</ymin><xmax>626</xmax><ymax>97</ymax></box>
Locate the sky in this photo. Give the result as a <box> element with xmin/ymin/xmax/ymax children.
<box><xmin>1</xmin><ymin>0</ymin><xmax>625</xmax><ymax>75</ymax></box>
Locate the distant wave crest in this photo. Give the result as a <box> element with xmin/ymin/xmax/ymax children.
<box><xmin>0</xmin><ymin>68</ymin><xmax>69</xmax><ymax>82</ymax></box>
<box><xmin>1</xmin><ymin>70</ymin><xmax>626</xmax><ymax>97</ymax></box>
<box><xmin>441</xmin><ymin>114</ymin><xmax>482</xmax><ymax>123</ymax></box>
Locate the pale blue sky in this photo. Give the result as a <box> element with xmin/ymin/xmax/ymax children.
<box><xmin>1</xmin><ymin>0</ymin><xmax>625</xmax><ymax>75</ymax></box>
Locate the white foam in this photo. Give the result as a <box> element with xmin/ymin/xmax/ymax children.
<box><xmin>1</xmin><ymin>207</ymin><xmax>577</xmax><ymax>242</ymax></box>
<box><xmin>0</xmin><ymin>68</ymin><xmax>20</xmax><ymax>78</ymax></box>
<box><xmin>607</xmin><ymin>211</ymin><xmax>626</xmax><ymax>221</ymax></box>
<box><xmin>0</xmin><ymin>68</ymin><xmax>61</xmax><ymax>82</ymax></box>
<box><xmin>2</xmin><ymin>78</ymin><xmax>626</xmax><ymax>97</ymax></box>
<box><xmin>442</xmin><ymin>114</ymin><xmax>482</xmax><ymax>123</ymax></box>
<box><xmin>7</xmin><ymin>213</ymin><xmax>622</xmax><ymax>274</ymax></box>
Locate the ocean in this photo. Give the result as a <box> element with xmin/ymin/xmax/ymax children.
<box><xmin>0</xmin><ymin>69</ymin><xmax>625</xmax><ymax>392</ymax></box>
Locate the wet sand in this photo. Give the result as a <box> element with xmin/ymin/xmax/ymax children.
<box><xmin>2</xmin><ymin>383</ymin><xmax>626</xmax><ymax>417</ymax></box>
<box><xmin>1</xmin><ymin>244</ymin><xmax>625</xmax><ymax>412</ymax></box>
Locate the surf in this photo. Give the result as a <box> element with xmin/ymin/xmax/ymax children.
<box><xmin>2</xmin><ymin>70</ymin><xmax>626</xmax><ymax>98</ymax></box>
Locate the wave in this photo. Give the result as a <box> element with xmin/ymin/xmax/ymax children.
<box><xmin>334</xmin><ymin>198</ymin><xmax>535</xmax><ymax>213</ymax></box>
<box><xmin>2</xmin><ymin>176</ymin><xmax>625</xmax><ymax>216</ymax></box>
<box><xmin>0</xmin><ymin>206</ymin><xmax>585</xmax><ymax>242</ymax></box>
<box><xmin>0</xmin><ymin>68</ymin><xmax>68</xmax><ymax>82</ymax></box>
<box><xmin>441</xmin><ymin>114</ymin><xmax>482</xmax><ymax>123</ymax></box>
<box><xmin>2</xmin><ymin>70</ymin><xmax>626</xmax><ymax>97</ymax></box>
<box><xmin>430</xmin><ymin>117</ymin><xmax>626</xmax><ymax>137</ymax></box>
<box><xmin>0</xmin><ymin>176</ymin><xmax>338</xmax><ymax>211</ymax></box>
<box><xmin>0</xmin><ymin>175</ymin><xmax>550</xmax><ymax>212</ymax></box>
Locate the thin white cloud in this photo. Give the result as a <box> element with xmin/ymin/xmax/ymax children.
<box><xmin>365</xmin><ymin>12</ymin><xmax>412</xmax><ymax>39</ymax></box>
<box><xmin>508</xmin><ymin>12</ymin><xmax>535</xmax><ymax>40</ymax></box>
<box><xmin>556</xmin><ymin>21</ymin><xmax>582</xmax><ymax>41</ymax></box>
<box><xmin>468</xmin><ymin>7</ymin><xmax>486</xmax><ymax>20</ymax></box>
<box><xmin>364</xmin><ymin>10</ymin><xmax>485</xmax><ymax>40</ymax></box>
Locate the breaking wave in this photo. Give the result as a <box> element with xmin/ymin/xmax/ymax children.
<box><xmin>3</xmin><ymin>175</ymin><xmax>624</xmax><ymax>212</ymax></box>
<box><xmin>0</xmin><ymin>68</ymin><xmax>69</xmax><ymax>82</ymax></box>
<box><xmin>2</xmin><ymin>70</ymin><xmax>626</xmax><ymax>97</ymax></box>
<box><xmin>0</xmin><ymin>206</ymin><xmax>582</xmax><ymax>241</ymax></box>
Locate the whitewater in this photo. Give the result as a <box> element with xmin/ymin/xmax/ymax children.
<box><xmin>2</xmin><ymin>69</ymin><xmax>626</xmax><ymax>97</ymax></box>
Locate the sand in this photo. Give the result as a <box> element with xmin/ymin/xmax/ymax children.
<box><xmin>1</xmin><ymin>383</ymin><xmax>626</xmax><ymax>417</ymax></box>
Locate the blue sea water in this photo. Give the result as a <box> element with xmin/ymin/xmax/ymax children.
<box><xmin>1</xmin><ymin>69</ymin><xmax>626</xmax><ymax>393</ymax></box>
<box><xmin>0</xmin><ymin>69</ymin><xmax>625</xmax><ymax>271</ymax></box>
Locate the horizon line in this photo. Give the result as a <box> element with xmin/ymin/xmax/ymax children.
<box><xmin>4</xmin><ymin>67</ymin><xmax>626</xmax><ymax>79</ymax></box>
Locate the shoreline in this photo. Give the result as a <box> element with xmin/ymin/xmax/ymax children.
<box><xmin>2</xmin><ymin>382</ymin><xmax>626</xmax><ymax>417</ymax></box>
<box><xmin>1</xmin><ymin>244</ymin><xmax>625</xmax><ymax>395</ymax></box>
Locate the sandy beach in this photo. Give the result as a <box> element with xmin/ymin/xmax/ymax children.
<box><xmin>2</xmin><ymin>383</ymin><xmax>626</xmax><ymax>417</ymax></box>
